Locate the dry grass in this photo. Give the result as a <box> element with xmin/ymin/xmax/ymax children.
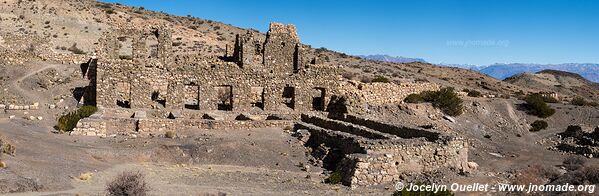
<box><xmin>0</xmin><ymin>160</ymin><xmax>6</xmax><ymax>168</ymax></box>
<box><xmin>78</xmin><ymin>172</ymin><xmax>93</xmax><ymax>181</ymax></box>
<box><xmin>106</xmin><ymin>171</ymin><xmax>148</xmax><ymax>196</ymax></box>
<box><xmin>0</xmin><ymin>134</ymin><xmax>16</xmax><ymax>156</ymax></box>
<box><xmin>165</xmin><ymin>131</ymin><xmax>176</xmax><ymax>139</ymax></box>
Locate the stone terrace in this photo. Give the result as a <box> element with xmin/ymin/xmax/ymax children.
<box><xmin>294</xmin><ymin>114</ymin><xmax>470</xmax><ymax>187</ymax></box>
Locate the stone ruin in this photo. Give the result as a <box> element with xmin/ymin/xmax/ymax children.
<box><xmin>72</xmin><ymin>22</ymin><xmax>442</xmax><ymax>136</ymax></box>
<box><xmin>294</xmin><ymin>114</ymin><xmax>470</xmax><ymax>187</ymax></box>
<box><xmin>67</xmin><ymin>22</ymin><xmax>469</xmax><ymax>187</ymax></box>
<box><xmin>72</xmin><ymin>22</ymin><xmax>342</xmax><ymax>136</ymax></box>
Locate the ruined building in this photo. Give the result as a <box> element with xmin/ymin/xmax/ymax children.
<box><xmin>74</xmin><ymin>23</ymin><xmax>343</xmax><ymax>136</ymax></box>
<box><xmin>90</xmin><ymin>23</ymin><xmax>339</xmax><ymax>113</ymax></box>
<box><xmin>71</xmin><ymin>23</ymin><xmax>469</xmax><ymax>187</ymax></box>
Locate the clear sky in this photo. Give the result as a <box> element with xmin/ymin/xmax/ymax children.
<box><xmin>101</xmin><ymin>0</ymin><xmax>599</xmax><ymax>65</ymax></box>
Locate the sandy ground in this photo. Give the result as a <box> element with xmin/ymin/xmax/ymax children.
<box><xmin>0</xmin><ymin>118</ymin><xmax>392</xmax><ymax>195</ymax></box>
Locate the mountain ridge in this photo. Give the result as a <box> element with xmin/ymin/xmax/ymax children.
<box><xmin>359</xmin><ymin>54</ymin><xmax>599</xmax><ymax>82</ymax></box>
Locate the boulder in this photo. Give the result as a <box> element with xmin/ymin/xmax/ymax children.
<box><xmin>443</xmin><ymin>115</ymin><xmax>456</xmax><ymax>123</ymax></box>
<box><xmin>235</xmin><ymin>113</ymin><xmax>260</xmax><ymax>121</ymax></box>
<box><xmin>132</xmin><ymin>111</ymin><xmax>147</xmax><ymax>119</ymax></box>
<box><xmin>203</xmin><ymin>112</ymin><xmax>224</xmax><ymax>121</ymax></box>
<box><xmin>265</xmin><ymin>114</ymin><xmax>293</xmax><ymax>120</ymax></box>
<box><xmin>168</xmin><ymin>111</ymin><xmax>183</xmax><ymax>119</ymax></box>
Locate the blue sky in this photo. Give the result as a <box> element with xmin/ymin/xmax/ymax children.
<box><xmin>101</xmin><ymin>0</ymin><xmax>599</xmax><ymax>65</ymax></box>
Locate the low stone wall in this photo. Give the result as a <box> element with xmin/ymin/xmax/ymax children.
<box><xmin>342</xmin><ymin>140</ymin><xmax>469</xmax><ymax>187</ymax></box>
<box><xmin>294</xmin><ymin>122</ymin><xmax>366</xmax><ymax>155</ymax></box>
<box><xmin>72</xmin><ymin>116</ymin><xmax>293</xmax><ymax>137</ymax></box>
<box><xmin>358</xmin><ymin>82</ymin><xmax>439</xmax><ymax>105</ymax></box>
<box><xmin>136</xmin><ymin>119</ymin><xmax>293</xmax><ymax>136</ymax></box>
<box><xmin>336</xmin><ymin>81</ymin><xmax>439</xmax><ymax>114</ymax></box>
<box><xmin>71</xmin><ymin>117</ymin><xmax>107</xmax><ymax>137</ymax></box>
<box><xmin>300</xmin><ymin>114</ymin><xmax>389</xmax><ymax>139</ymax></box>
<box><xmin>295</xmin><ymin>114</ymin><xmax>469</xmax><ymax>187</ymax></box>
<box><xmin>0</xmin><ymin>103</ymin><xmax>40</xmax><ymax>110</ymax></box>
<box><xmin>337</xmin><ymin>115</ymin><xmax>441</xmax><ymax>141</ymax></box>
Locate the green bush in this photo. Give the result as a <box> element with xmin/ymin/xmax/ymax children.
<box><xmin>404</xmin><ymin>88</ymin><xmax>463</xmax><ymax>116</ymax></box>
<box><xmin>55</xmin><ymin>106</ymin><xmax>98</xmax><ymax>132</ymax></box>
<box><xmin>467</xmin><ymin>90</ymin><xmax>482</xmax><ymax>97</ymax></box>
<box><xmin>371</xmin><ymin>75</ymin><xmax>390</xmax><ymax>83</ymax></box>
<box><xmin>570</xmin><ymin>97</ymin><xmax>597</xmax><ymax>106</ymax></box>
<box><xmin>427</xmin><ymin>87</ymin><xmax>463</xmax><ymax>116</ymax></box>
<box><xmin>524</xmin><ymin>94</ymin><xmax>555</xmax><ymax>118</ymax></box>
<box><xmin>325</xmin><ymin>170</ymin><xmax>343</xmax><ymax>184</ymax></box>
<box><xmin>404</xmin><ymin>94</ymin><xmax>424</xmax><ymax>103</ymax></box>
<box><xmin>530</xmin><ymin>120</ymin><xmax>548</xmax><ymax>132</ymax></box>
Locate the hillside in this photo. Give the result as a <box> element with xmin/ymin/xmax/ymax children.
<box><xmin>0</xmin><ymin>0</ymin><xmax>533</xmax><ymax>98</ymax></box>
<box><xmin>480</xmin><ymin>63</ymin><xmax>599</xmax><ymax>83</ymax></box>
<box><xmin>504</xmin><ymin>69</ymin><xmax>599</xmax><ymax>101</ymax></box>
<box><xmin>1</xmin><ymin>0</ymin><xmax>599</xmax><ymax>195</ymax></box>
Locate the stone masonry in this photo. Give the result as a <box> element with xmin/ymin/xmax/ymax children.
<box><xmin>74</xmin><ymin>22</ymin><xmax>438</xmax><ymax>136</ymax></box>
<box><xmin>69</xmin><ymin>22</ymin><xmax>467</xmax><ymax>187</ymax></box>
<box><xmin>294</xmin><ymin>114</ymin><xmax>470</xmax><ymax>187</ymax></box>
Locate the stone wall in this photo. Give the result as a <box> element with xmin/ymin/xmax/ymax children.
<box><xmin>71</xmin><ymin>116</ymin><xmax>107</xmax><ymax>137</ymax></box>
<box><xmin>93</xmin><ymin>23</ymin><xmax>341</xmax><ymax>114</ymax></box>
<box><xmin>72</xmin><ymin>114</ymin><xmax>293</xmax><ymax>137</ymax></box>
<box><xmin>342</xmin><ymin>139</ymin><xmax>469</xmax><ymax>186</ymax></box>
<box><xmin>0</xmin><ymin>102</ymin><xmax>40</xmax><ymax>110</ymax></box>
<box><xmin>358</xmin><ymin>82</ymin><xmax>439</xmax><ymax>105</ymax></box>
<box><xmin>294</xmin><ymin>114</ymin><xmax>470</xmax><ymax>187</ymax></box>
<box><xmin>336</xmin><ymin>81</ymin><xmax>439</xmax><ymax>114</ymax></box>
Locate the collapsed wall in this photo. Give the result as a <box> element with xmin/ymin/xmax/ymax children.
<box><xmin>294</xmin><ymin>114</ymin><xmax>470</xmax><ymax>187</ymax></box>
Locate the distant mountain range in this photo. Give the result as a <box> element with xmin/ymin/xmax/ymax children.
<box><xmin>357</xmin><ymin>55</ymin><xmax>426</xmax><ymax>63</ymax></box>
<box><xmin>478</xmin><ymin>63</ymin><xmax>599</xmax><ymax>83</ymax></box>
<box><xmin>359</xmin><ymin>54</ymin><xmax>599</xmax><ymax>83</ymax></box>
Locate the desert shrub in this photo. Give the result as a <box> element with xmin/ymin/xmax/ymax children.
<box><xmin>511</xmin><ymin>164</ymin><xmax>561</xmax><ymax>189</ymax></box>
<box><xmin>393</xmin><ymin>182</ymin><xmax>454</xmax><ymax>196</ymax></box>
<box><xmin>529</xmin><ymin>120</ymin><xmax>548</xmax><ymax>132</ymax></box>
<box><xmin>119</xmin><ymin>55</ymin><xmax>133</xmax><ymax>60</ymax></box>
<box><xmin>78</xmin><ymin>106</ymin><xmax>98</xmax><ymax>117</ymax></box>
<box><xmin>359</xmin><ymin>76</ymin><xmax>372</xmax><ymax>83</ymax></box>
<box><xmin>0</xmin><ymin>136</ymin><xmax>16</xmax><ymax>156</ymax></box>
<box><xmin>553</xmin><ymin>165</ymin><xmax>599</xmax><ymax>185</ymax></box>
<box><xmin>371</xmin><ymin>75</ymin><xmax>390</xmax><ymax>83</ymax></box>
<box><xmin>106</xmin><ymin>171</ymin><xmax>148</xmax><ymax>196</ymax></box>
<box><xmin>542</xmin><ymin>96</ymin><xmax>559</xmax><ymax>103</ymax></box>
<box><xmin>404</xmin><ymin>94</ymin><xmax>424</xmax><ymax>103</ymax></box>
<box><xmin>467</xmin><ymin>90</ymin><xmax>482</xmax><ymax>97</ymax></box>
<box><xmin>563</xmin><ymin>156</ymin><xmax>586</xmax><ymax>171</ymax></box>
<box><xmin>55</xmin><ymin>106</ymin><xmax>98</xmax><ymax>132</ymax></box>
<box><xmin>325</xmin><ymin>170</ymin><xmax>343</xmax><ymax>184</ymax></box>
<box><xmin>404</xmin><ymin>88</ymin><xmax>463</xmax><ymax>116</ymax></box>
<box><xmin>105</xmin><ymin>9</ymin><xmax>116</xmax><ymax>15</ymax></box>
<box><xmin>165</xmin><ymin>131</ymin><xmax>176</xmax><ymax>139</ymax></box>
<box><xmin>427</xmin><ymin>87</ymin><xmax>463</xmax><ymax>116</ymax></box>
<box><xmin>0</xmin><ymin>161</ymin><xmax>5</xmax><ymax>168</ymax></box>
<box><xmin>524</xmin><ymin>94</ymin><xmax>555</xmax><ymax>118</ymax></box>
<box><xmin>341</xmin><ymin>72</ymin><xmax>355</xmax><ymax>80</ymax></box>
<box><xmin>79</xmin><ymin>172</ymin><xmax>93</xmax><ymax>181</ymax></box>
<box><xmin>570</xmin><ymin>97</ymin><xmax>597</xmax><ymax>106</ymax></box>
<box><xmin>68</xmin><ymin>43</ymin><xmax>86</xmax><ymax>54</ymax></box>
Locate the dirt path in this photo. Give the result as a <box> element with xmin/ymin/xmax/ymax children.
<box><xmin>10</xmin><ymin>62</ymin><xmax>62</xmax><ymax>105</ymax></box>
